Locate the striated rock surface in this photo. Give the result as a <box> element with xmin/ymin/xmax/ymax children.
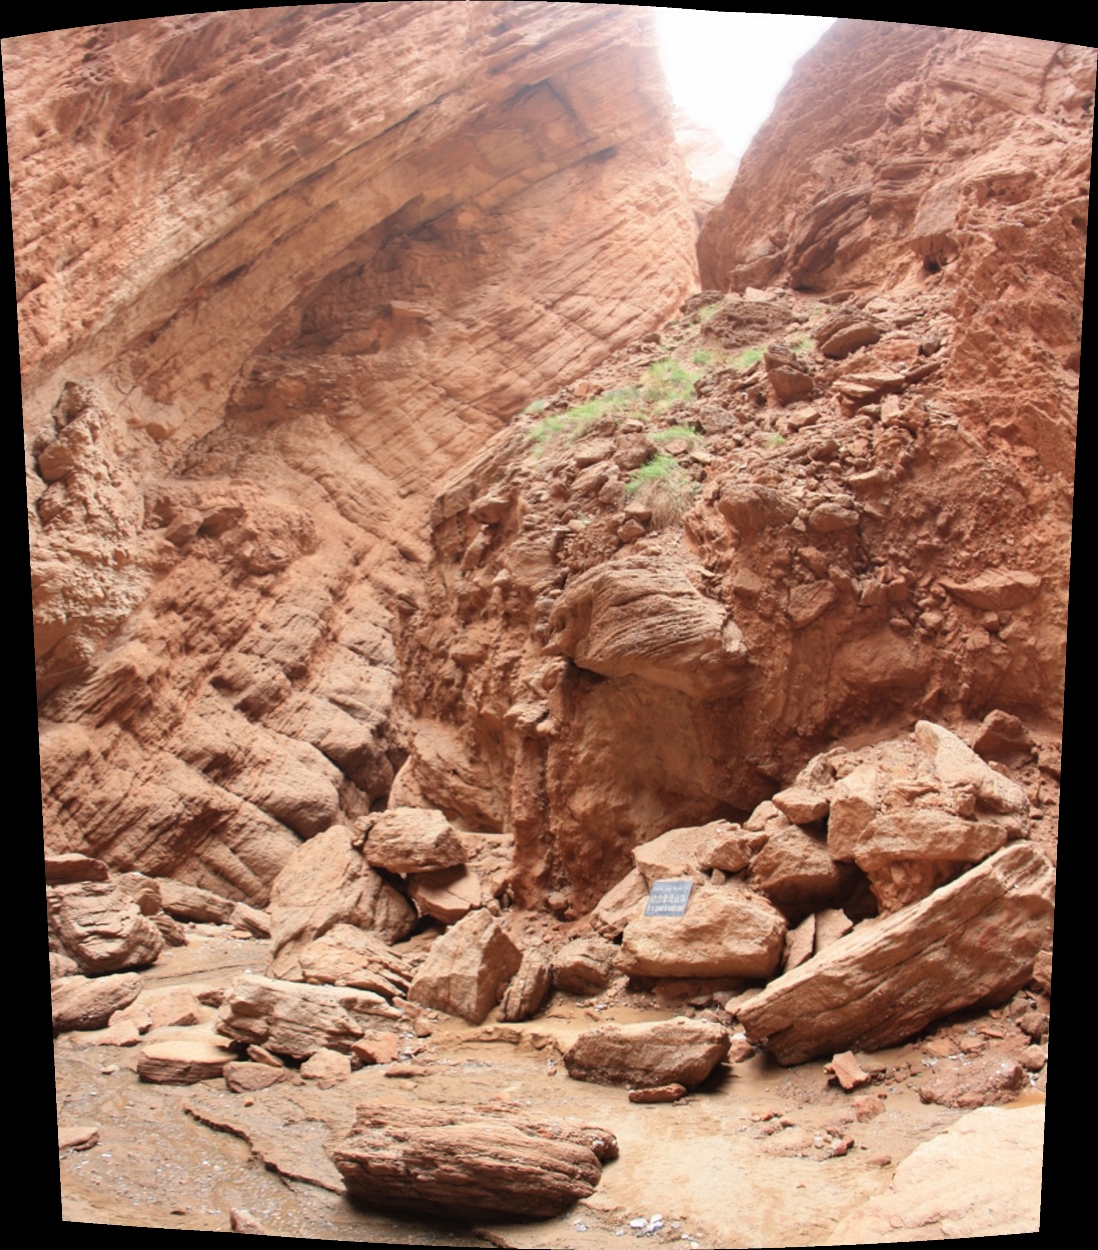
<box><xmin>18</xmin><ymin>5</ymin><xmax>696</xmax><ymax>900</ymax></box>
<box><xmin>330</xmin><ymin>1103</ymin><xmax>617</xmax><ymax>1221</ymax></box>
<box><xmin>47</xmin><ymin>881</ymin><xmax>164</xmax><ymax>973</ymax></box>
<box><xmin>52</xmin><ymin>972</ymin><xmax>143</xmax><ymax>1034</ymax></box>
<box><xmin>737</xmin><ymin>842</ymin><xmax>1055</xmax><ymax>1064</ymax></box>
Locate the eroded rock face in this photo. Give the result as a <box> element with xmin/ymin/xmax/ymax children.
<box><xmin>18</xmin><ymin>6</ymin><xmax>696</xmax><ymax>900</ymax></box>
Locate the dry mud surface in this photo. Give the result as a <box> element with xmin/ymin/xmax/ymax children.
<box><xmin>55</xmin><ymin>931</ymin><xmax>1046</xmax><ymax>1246</ymax></box>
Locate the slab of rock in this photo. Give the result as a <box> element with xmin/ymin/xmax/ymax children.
<box><xmin>52</xmin><ymin>972</ymin><xmax>143</xmax><ymax>1034</ymax></box>
<box><xmin>914</xmin><ymin>720</ymin><xmax>1028</xmax><ymax>817</ymax></box>
<box><xmin>216</xmin><ymin>974</ymin><xmax>402</xmax><ymax>1060</ymax></box>
<box><xmin>770</xmin><ymin>787</ymin><xmax>830</xmax><ymax>825</ymax></box>
<box><xmin>827</xmin><ymin>763</ymin><xmax>879</xmax><ymax>861</ymax></box>
<box><xmin>829</xmin><ymin>1051</ymin><xmax>871</xmax><ymax>1090</ymax></box>
<box><xmin>814</xmin><ymin>907</ymin><xmax>854</xmax><ymax>951</ymax></box>
<box><xmin>738</xmin><ymin>843</ymin><xmax>1054</xmax><ymax>1064</ymax></box>
<box><xmin>498</xmin><ymin>950</ymin><xmax>553</xmax><ymax>1022</ymax></box>
<box><xmin>331</xmin><ymin>1103</ymin><xmax>616</xmax><ymax>1221</ymax></box>
<box><xmin>267</xmin><ymin>825</ymin><xmax>416</xmax><ymax>980</ymax></box>
<box><xmin>407</xmin><ymin>909</ymin><xmax>522</xmax><ymax>1024</ymax></box>
<box><xmin>627</xmin><ymin>1084</ymin><xmax>687</xmax><ymax>1103</ymax></box>
<box><xmin>362</xmin><ymin>807</ymin><xmax>467</xmax><ymax>874</ymax></box>
<box><xmin>224</xmin><ymin>1061</ymin><xmax>291</xmax><ymax>1093</ymax></box>
<box><xmin>697</xmin><ymin>822</ymin><xmax>753</xmax><ymax>874</ymax></box>
<box><xmin>939</xmin><ymin>569</ymin><xmax>1041</xmax><ymax>611</ymax></box>
<box><xmin>825</xmin><ymin>1106</ymin><xmax>1045</xmax><ymax>1243</ymax></box>
<box><xmin>50</xmin><ymin>951</ymin><xmax>80</xmax><ymax>980</ymax></box>
<box><xmin>351</xmin><ymin>1031</ymin><xmax>402</xmax><ymax>1066</ymax></box>
<box><xmin>45</xmin><ymin>854</ymin><xmax>109</xmax><ymax>885</ymax></box>
<box><xmin>116</xmin><ymin>873</ymin><xmax>162</xmax><ymax>915</ymax></box>
<box><xmin>749</xmin><ymin>826</ymin><xmax>849</xmax><ymax>917</ymax></box>
<box><xmin>59</xmin><ymin>1125</ymin><xmax>100</xmax><ymax>1151</ymax></box>
<box><xmin>136</xmin><ymin>986</ymin><xmax>205</xmax><ymax>1030</ymax></box>
<box><xmin>297</xmin><ymin>924</ymin><xmax>413</xmax><ymax>999</ymax></box>
<box><xmin>157</xmin><ymin>879</ymin><xmax>237</xmax><ymax>925</ymax></box>
<box><xmin>551</xmin><ymin>936</ymin><xmax>619</xmax><ymax>995</ymax></box>
<box><xmin>563</xmin><ymin>1018</ymin><xmax>730</xmax><ymax>1088</ymax></box>
<box><xmin>632</xmin><ymin>824</ymin><xmax>712</xmax><ymax>885</ymax></box>
<box><xmin>138</xmin><ymin>1039</ymin><xmax>236</xmax><ymax>1084</ymax></box>
<box><xmin>590</xmin><ymin>869</ymin><xmax>649</xmax><ymax>939</ymax></box>
<box><xmin>406</xmin><ymin>866</ymin><xmax>483</xmax><ymax>924</ymax></box>
<box><xmin>783</xmin><ymin>914</ymin><xmax>816</xmax><ymax>971</ymax></box>
<box><xmin>618</xmin><ymin>884</ymin><xmax>786</xmax><ymax>980</ymax></box>
<box><xmin>47</xmin><ymin>881</ymin><xmax>164</xmax><ymax>973</ymax></box>
<box><xmin>972</xmin><ymin>709</ymin><xmax>1034</xmax><ymax>761</ymax></box>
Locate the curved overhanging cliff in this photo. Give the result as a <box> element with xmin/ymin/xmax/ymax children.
<box><xmin>16</xmin><ymin>4</ymin><xmax>697</xmax><ymax>899</ymax></box>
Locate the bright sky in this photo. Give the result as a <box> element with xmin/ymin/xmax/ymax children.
<box><xmin>654</xmin><ymin>10</ymin><xmax>836</xmax><ymax>157</ymax></box>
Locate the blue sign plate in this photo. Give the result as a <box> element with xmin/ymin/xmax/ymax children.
<box><xmin>644</xmin><ymin>879</ymin><xmax>694</xmax><ymax>917</ymax></box>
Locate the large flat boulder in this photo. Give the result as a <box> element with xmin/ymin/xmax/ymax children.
<box><xmin>267</xmin><ymin>825</ymin><xmax>415</xmax><ymax>980</ymax></box>
<box><xmin>738</xmin><ymin>842</ymin><xmax>1054</xmax><ymax>1064</ymax></box>
<box><xmin>617</xmin><ymin>884</ymin><xmax>786</xmax><ymax>980</ymax></box>
<box><xmin>47</xmin><ymin>881</ymin><xmax>164</xmax><ymax>973</ymax></box>
<box><xmin>563</xmin><ymin>1018</ymin><xmax>730</xmax><ymax>1088</ymax></box>
<box><xmin>216</xmin><ymin>974</ymin><xmax>402</xmax><ymax>1060</ymax></box>
<box><xmin>330</xmin><ymin>1103</ymin><xmax>617</xmax><ymax>1221</ymax></box>
<box><xmin>296</xmin><ymin>924</ymin><xmax>413</xmax><ymax>999</ymax></box>
<box><xmin>406</xmin><ymin>909</ymin><xmax>522</xmax><ymax>1024</ymax></box>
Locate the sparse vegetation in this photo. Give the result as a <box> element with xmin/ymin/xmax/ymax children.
<box><xmin>527</xmin><ymin>387</ymin><xmax>640</xmax><ymax>453</ymax></box>
<box><xmin>625</xmin><ymin>453</ymin><xmax>698</xmax><ymax>527</ymax></box>
<box><xmin>641</xmin><ymin>357</ymin><xmax>700</xmax><ymax>411</ymax></box>
<box><xmin>651</xmin><ymin>424</ymin><xmax>704</xmax><ymax>447</ymax></box>
<box><xmin>692</xmin><ymin>349</ymin><xmax>713</xmax><ymax>367</ymax></box>
<box><xmin>732</xmin><ymin>345</ymin><xmax>765</xmax><ymax>369</ymax></box>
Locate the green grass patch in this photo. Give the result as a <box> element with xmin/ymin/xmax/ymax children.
<box><xmin>651</xmin><ymin>424</ymin><xmax>704</xmax><ymax>446</ymax></box>
<box><xmin>527</xmin><ymin>387</ymin><xmax>640</xmax><ymax>454</ymax></box>
<box><xmin>625</xmin><ymin>454</ymin><xmax>698</xmax><ymax>527</ymax></box>
<box><xmin>732</xmin><ymin>345</ymin><xmax>765</xmax><ymax>369</ymax></box>
<box><xmin>641</xmin><ymin>358</ymin><xmax>701</xmax><ymax>411</ymax></box>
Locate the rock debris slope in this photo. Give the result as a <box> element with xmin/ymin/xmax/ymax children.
<box><xmin>15</xmin><ymin>4</ymin><xmax>696</xmax><ymax>898</ymax></box>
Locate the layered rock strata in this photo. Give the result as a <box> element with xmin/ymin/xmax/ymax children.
<box><xmin>17</xmin><ymin>5</ymin><xmax>696</xmax><ymax>899</ymax></box>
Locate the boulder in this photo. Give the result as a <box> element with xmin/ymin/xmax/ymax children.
<box><xmin>913</xmin><ymin>720</ymin><xmax>1028</xmax><ymax>817</ymax></box>
<box><xmin>47</xmin><ymin>881</ymin><xmax>164</xmax><ymax>973</ymax></box>
<box><xmin>296</xmin><ymin>924</ymin><xmax>413</xmax><ymax>999</ymax></box>
<box><xmin>498</xmin><ymin>950</ymin><xmax>553</xmax><ymax>1022</ymax></box>
<box><xmin>300</xmin><ymin>1048</ymin><xmax>352</xmax><ymax>1084</ymax></box>
<box><xmin>590</xmin><ymin>869</ymin><xmax>649</xmax><ymax>939</ymax></box>
<box><xmin>551</xmin><ymin>936</ymin><xmax>619</xmax><ymax>995</ymax></box>
<box><xmin>362</xmin><ymin>807</ymin><xmax>467</xmax><ymax>874</ymax></box>
<box><xmin>939</xmin><ymin>570</ymin><xmax>1041</xmax><ymax>611</ymax></box>
<box><xmin>749</xmin><ymin>825</ymin><xmax>850</xmax><ymax>918</ymax></box>
<box><xmin>52</xmin><ymin>972</ymin><xmax>142</xmax><ymax>1033</ymax></box>
<box><xmin>45</xmin><ymin>854</ymin><xmax>109</xmax><ymax>885</ymax></box>
<box><xmin>216</xmin><ymin>974</ymin><xmax>402</xmax><ymax>1060</ymax></box>
<box><xmin>770</xmin><ymin>787</ymin><xmax>829</xmax><ymax>825</ymax></box>
<box><xmin>267</xmin><ymin>825</ymin><xmax>416</xmax><ymax>980</ymax></box>
<box><xmin>157</xmin><ymin>879</ymin><xmax>237</xmax><ymax>925</ymax></box>
<box><xmin>563</xmin><ymin>1018</ymin><xmax>730</xmax><ymax>1088</ymax></box>
<box><xmin>696</xmin><ymin>822</ymin><xmax>753</xmax><ymax>874</ymax></box>
<box><xmin>618</xmin><ymin>884</ymin><xmax>786</xmax><ymax>979</ymax></box>
<box><xmin>407</xmin><ymin>909</ymin><xmax>522</xmax><ymax>1024</ymax></box>
<box><xmin>406</xmin><ymin>867</ymin><xmax>482</xmax><ymax>924</ymax></box>
<box><xmin>632</xmin><ymin>825</ymin><xmax>711</xmax><ymax>886</ymax></box>
<box><xmin>738</xmin><ymin>843</ymin><xmax>1055</xmax><ymax>1064</ymax></box>
<box><xmin>138</xmin><ymin>1039</ymin><xmax>236</xmax><ymax>1084</ymax></box>
<box><xmin>224</xmin><ymin>1062</ymin><xmax>291</xmax><ymax>1093</ymax></box>
<box><xmin>972</xmin><ymin>710</ymin><xmax>1034</xmax><ymax>761</ymax></box>
<box><xmin>330</xmin><ymin>1103</ymin><xmax>617</xmax><ymax>1221</ymax></box>
<box><xmin>351</xmin><ymin>1031</ymin><xmax>402</xmax><ymax>1066</ymax></box>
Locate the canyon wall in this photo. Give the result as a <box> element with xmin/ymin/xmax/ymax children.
<box><xmin>16</xmin><ymin>4</ymin><xmax>697</xmax><ymax>899</ymax></box>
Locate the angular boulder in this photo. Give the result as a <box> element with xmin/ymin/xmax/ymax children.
<box><xmin>590</xmin><ymin>869</ymin><xmax>649</xmax><ymax>940</ymax></box>
<box><xmin>563</xmin><ymin>1018</ymin><xmax>730</xmax><ymax>1088</ymax></box>
<box><xmin>362</xmin><ymin>807</ymin><xmax>467</xmax><ymax>874</ymax></box>
<box><xmin>45</xmin><ymin>853</ymin><xmax>110</xmax><ymax>885</ymax></box>
<box><xmin>296</xmin><ymin>924</ymin><xmax>413</xmax><ymax>999</ymax></box>
<box><xmin>498</xmin><ymin>950</ymin><xmax>553</xmax><ymax>1022</ymax></box>
<box><xmin>267</xmin><ymin>825</ymin><xmax>416</xmax><ymax>980</ymax></box>
<box><xmin>138</xmin><ymin>1039</ymin><xmax>236</xmax><ymax>1084</ymax></box>
<box><xmin>157</xmin><ymin>879</ymin><xmax>237</xmax><ymax>925</ymax></box>
<box><xmin>47</xmin><ymin>881</ymin><xmax>164</xmax><ymax>973</ymax></box>
<box><xmin>216</xmin><ymin>973</ymin><xmax>402</xmax><ymax>1060</ymax></box>
<box><xmin>551</xmin><ymin>936</ymin><xmax>619</xmax><ymax>995</ymax></box>
<box><xmin>407</xmin><ymin>909</ymin><xmax>522</xmax><ymax>1024</ymax></box>
<box><xmin>331</xmin><ymin>1103</ymin><xmax>617</xmax><ymax>1221</ymax></box>
<box><xmin>617</xmin><ymin>884</ymin><xmax>786</xmax><ymax>980</ymax></box>
<box><xmin>52</xmin><ymin>972</ymin><xmax>143</xmax><ymax>1034</ymax></box>
<box><xmin>738</xmin><ymin>842</ymin><xmax>1055</xmax><ymax>1064</ymax></box>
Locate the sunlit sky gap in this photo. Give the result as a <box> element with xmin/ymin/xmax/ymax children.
<box><xmin>654</xmin><ymin>10</ymin><xmax>837</xmax><ymax>157</ymax></box>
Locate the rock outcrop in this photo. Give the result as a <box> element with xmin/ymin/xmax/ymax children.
<box><xmin>19</xmin><ymin>5</ymin><xmax>696</xmax><ymax>900</ymax></box>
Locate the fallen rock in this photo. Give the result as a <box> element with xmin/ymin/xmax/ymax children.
<box><xmin>563</xmin><ymin>1018</ymin><xmax>730</xmax><ymax>1088</ymax></box>
<box><xmin>49</xmin><ymin>951</ymin><xmax>80</xmax><ymax>980</ymax></box>
<box><xmin>52</xmin><ymin>972</ymin><xmax>143</xmax><ymax>1034</ymax></box>
<box><xmin>628</xmin><ymin>1084</ymin><xmax>687</xmax><ymax>1103</ymax></box>
<box><xmin>972</xmin><ymin>709</ymin><xmax>1034</xmax><ymax>761</ymax></box>
<box><xmin>229</xmin><ymin>1209</ymin><xmax>269</xmax><ymax>1235</ymax></box>
<box><xmin>157</xmin><ymin>879</ymin><xmax>237</xmax><ymax>925</ymax></box>
<box><xmin>826</xmin><ymin>1105</ymin><xmax>1045</xmax><ymax>1242</ymax></box>
<box><xmin>590</xmin><ymin>869</ymin><xmax>651</xmax><ymax>939</ymax></box>
<box><xmin>47</xmin><ymin>881</ymin><xmax>164</xmax><ymax>973</ymax></box>
<box><xmin>770</xmin><ymin>787</ymin><xmax>829</xmax><ymax>825</ymax></box>
<box><xmin>45</xmin><ymin>854</ymin><xmax>110</xmax><ymax>885</ymax></box>
<box><xmin>58</xmin><ymin>1125</ymin><xmax>99</xmax><ymax>1151</ymax></box>
<box><xmin>216</xmin><ymin>974</ymin><xmax>401</xmax><ymax>1060</ymax></box>
<box><xmin>939</xmin><ymin>569</ymin><xmax>1041</xmax><ymax>611</ymax></box>
<box><xmin>783</xmin><ymin>914</ymin><xmax>816</xmax><ymax>971</ymax></box>
<box><xmin>138</xmin><ymin>1039</ymin><xmax>236</xmax><ymax>1084</ymax></box>
<box><xmin>632</xmin><ymin>824</ymin><xmax>712</xmax><ymax>886</ymax></box>
<box><xmin>296</xmin><ymin>924</ymin><xmax>413</xmax><ymax>998</ymax></box>
<box><xmin>498</xmin><ymin>950</ymin><xmax>553</xmax><ymax>1022</ymax></box>
<box><xmin>406</xmin><ymin>866</ymin><xmax>483</xmax><ymax>924</ymax></box>
<box><xmin>749</xmin><ymin>825</ymin><xmax>850</xmax><ymax>918</ymax></box>
<box><xmin>300</xmin><ymin>1047</ymin><xmax>352</xmax><ymax>1084</ymax></box>
<box><xmin>618</xmin><ymin>884</ymin><xmax>786</xmax><ymax>979</ymax></box>
<box><xmin>330</xmin><ymin>1103</ymin><xmax>616</xmax><ymax>1220</ymax></box>
<box><xmin>551</xmin><ymin>936</ymin><xmax>619</xmax><ymax>995</ymax></box>
<box><xmin>829</xmin><ymin>1051</ymin><xmax>871</xmax><ymax>1091</ymax></box>
<box><xmin>224</xmin><ymin>1061</ymin><xmax>291</xmax><ymax>1093</ymax></box>
<box><xmin>351</xmin><ymin>1031</ymin><xmax>402</xmax><ymax>1066</ymax></box>
<box><xmin>407</xmin><ymin>909</ymin><xmax>522</xmax><ymax>1024</ymax></box>
<box><xmin>738</xmin><ymin>843</ymin><xmax>1054</xmax><ymax>1064</ymax></box>
<box><xmin>267</xmin><ymin>825</ymin><xmax>416</xmax><ymax>980</ymax></box>
<box><xmin>696</xmin><ymin>822</ymin><xmax>753</xmax><ymax>874</ymax></box>
<box><xmin>362</xmin><ymin>807</ymin><xmax>467</xmax><ymax>874</ymax></box>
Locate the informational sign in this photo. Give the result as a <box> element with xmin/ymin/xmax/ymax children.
<box><xmin>644</xmin><ymin>878</ymin><xmax>694</xmax><ymax>917</ymax></box>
